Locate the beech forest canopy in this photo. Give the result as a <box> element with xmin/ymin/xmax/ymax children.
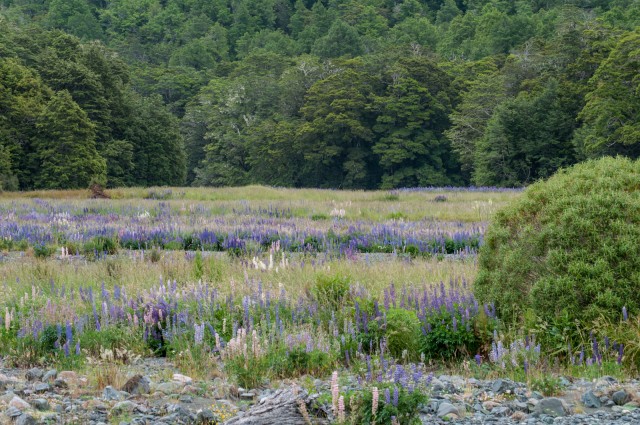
<box><xmin>0</xmin><ymin>0</ymin><xmax>638</xmax><ymax>190</ymax></box>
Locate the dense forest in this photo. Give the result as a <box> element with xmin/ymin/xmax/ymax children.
<box><xmin>0</xmin><ymin>0</ymin><xmax>638</xmax><ymax>190</ymax></box>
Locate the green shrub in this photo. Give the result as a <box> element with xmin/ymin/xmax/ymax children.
<box><xmin>33</xmin><ymin>243</ymin><xmax>55</xmax><ymax>259</ymax></box>
<box><xmin>268</xmin><ymin>346</ymin><xmax>336</xmax><ymax>378</ymax></box>
<box><xmin>420</xmin><ymin>308</ymin><xmax>479</xmax><ymax>360</ymax></box>
<box><xmin>83</xmin><ymin>236</ymin><xmax>119</xmax><ymax>258</ymax></box>
<box><xmin>474</xmin><ymin>157</ymin><xmax>640</xmax><ymax>326</ymax></box>
<box><xmin>385</xmin><ymin>308</ymin><xmax>421</xmax><ymax>359</ymax></box>
<box><xmin>529</xmin><ymin>375</ymin><xmax>564</xmax><ymax>396</ymax></box>
<box><xmin>387</xmin><ymin>211</ymin><xmax>407</xmax><ymax>220</ymax></box>
<box><xmin>163</xmin><ymin>240</ymin><xmax>183</xmax><ymax>250</ymax></box>
<box><xmin>312</xmin><ymin>273</ymin><xmax>351</xmax><ymax>310</ymax></box>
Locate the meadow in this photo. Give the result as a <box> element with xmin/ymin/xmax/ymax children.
<box><xmin>0</xmin><ymin>186</ymin><xmax>635</xmax><ymax>423</ymax></box>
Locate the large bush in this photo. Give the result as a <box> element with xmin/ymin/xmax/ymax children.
<box><xmin>474</xmin><ymin>157</ymin><xmax>640</xmax><ymax>325</ymax></box>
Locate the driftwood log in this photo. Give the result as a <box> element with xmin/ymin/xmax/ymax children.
<box><xmin>224</xmin><ymin>385</ymin><xmax>331</xmax><ymax>425</ymax></box>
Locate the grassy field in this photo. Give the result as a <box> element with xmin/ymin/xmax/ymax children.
<box><xmin>1</xmin><ymin>186</ymin><xmax>634</xmax><ymax>421</ymax></box>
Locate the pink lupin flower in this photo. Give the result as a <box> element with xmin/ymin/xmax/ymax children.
<box><xmin>371</xmin><ymin>386</ymin><xmax>379</xmax><ymax>417</ymax></box>
<box><xmin>331</xmin><ymin>371</ymin><xmax>339</xmax><ymax>413</ymax></box>
<box><xmin>338</xmin><ymin>396</ymin><xmax>345</xmax><ymax>423</ymax></box>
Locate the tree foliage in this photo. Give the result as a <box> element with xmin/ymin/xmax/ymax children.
<box><xmin>0</xmin><ymin>0</ymin><xmax>638</xmax><ymax>189</ymax></box>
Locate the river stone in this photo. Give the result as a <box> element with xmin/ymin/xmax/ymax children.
<box><xmin>195</xmin><ymin>409</ymin><xmax>217</xmax><ymax>424</ymax></box>
<box><xmin>595</xmin><ymin>376</ymin><xmax>618</xmax><ymax>388</ymax></box>
<box><xmin>32</xmin><ymin>399</ymin><xmax>50</xmax><ymax>411</ymax></box>
<box><xmin>582</xmin><ymin>390</ymin><xmax>602</xmax><ymax>408</ymax></box>
<box><xmin>612</xmin><ymin>390</ymin><xmax>630</xmax><ymax>406</ymax></box>
<box><xmin>42</xmin><ymin>370</ymin><xmax>58</xmax><ymax>382</ymax></box>
<box><xmin>103</xmin><ymin>386</ymin><xmax>124</xmax><ymax>401</ymax></box>
<box><xmin>437</xmin><ymin>402</ymin><xmax>459</xmax><ymax>418</ymax></box>
<box><xmin>483</xmin><ymin>400</ymin><xmax>501</xmax><ymax>410</ymax></box>
<box><xmin>492</xmin><ymin>406</ymin><xmax>512</xmax><ymax>416</ymax></box>
<box><xmin>121</xmin><ymin>375</ymin><xmax>151</xmax><ymax>395</ymax></box>
<box><xmin>5</xmin><ymin>406</ymin><xmax>22</xmax><ymax>418</ymax></box>
<box><xmin>34</xmin><ymin>383</ymin><xmax>50</xmax><ymax>393</ymax></box>
<box><xmin>25</xmin><ymin>368</ymin><xmax>44</xmax><ymax>382</ymax></box>
<box><xmin>172</xmin><ymin>374</ymin><xmax>193</xmax><ymax>385</ymax></box>
<box><xmin>16</xmin><ymin>413</ymin><xmax>37</xmax><ymax>425</ymax></box>
<box><xmin>156</xmin><ymin>381</ymin><xmax>183</xmax><ymax>395</ymax></box>
<box><xmin>492</xmin><ymin>379</ymin><xmax>515</xmax><ymax>394</ymax></box>
<box><xmin>10</xmin><ymin>396</ymin><xmax>31</xmax><ymax>410</ymax></box>
<box><xmin>511</xmin><ymin>411</ymin><xmax>528</xmax><ymax>421</ymax></box>
<box><xmin>111</xmin><ymin>401</ymin><xmax>138</xmax><ymax>415</ymax></box>
<box><xmin>533</xmin><ymin>398</ymin><xmax>569</xmax><ymax>417</ymax></box>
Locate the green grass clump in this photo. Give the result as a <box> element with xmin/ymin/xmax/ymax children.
<box><xmin>312</xmin><ymin>273</ymin><xmax>351</xmax><ymax>310</ymax></box>
<box><xmin>354</xmin><ymin>384</ymin><xmax>427</xmax><ymax>425</ymax></box>
<box><xmin>475</xmin><ymin>157</ymin><xmax>640</xmax><ymax>326</ymax></box>
<box><xmin>385</xmin><ymin>308</ymin><xmax>421</xmax><ymax>359</ymax></box>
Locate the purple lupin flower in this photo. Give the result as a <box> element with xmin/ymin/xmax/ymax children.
<box><xmin>384</xmin><ymin>388</ymin><xmax>391</xmax><ymax>404</ymax></box>
<box><xmin>65</xmin><ymin>322</ymin><xmax>73</xmax><ymax>344</ymax></box>
<box><xmin>592</xmin><ymin>336</ymin><xmax>599</xmax><ymax>362</ymax></box>
<box><xmin>392</xmin><ymin>386</ymin><xmax>399</xmax><ymax>407</ymax></box>
<box><xmin>622</xmin><ymin>306</ymin><xmax>628</xmax><ymax>321</ymax></box>
<box><xmin>75</xmin><ymin>340</ymin><xmax>80</xmax><ymax>355</ymax></box>
<box><xmin>618</xmin><ymin>344</ymin><xmax>624</xmax><ymax>365</ymax></box>
<box><xmin>475</xmin><ymin>354</ymin><xmax>482</xmax><ymax>365</ymax></box>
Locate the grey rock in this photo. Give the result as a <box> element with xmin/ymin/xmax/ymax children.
<box><xmin>5</xmin><ymin>406</ymin><xmax>23</xmax><ymax>418</ymax></box>
<box><xmin>492</xmin><ymin>406</ymin><xmax>511</xmax><ymax>416</ymax></box>
<box><xmin>430</xmin><ymin>378</ymin><xmax>445</xmax><ymax>392</ymax></box>
<box><xmin>16</xmin><ymin>414</ymin><xmax>37</xmax><ymax>425</ymax></box>
<box><xmin>492</xmin><ymin>379</ymin><xmax>515</xmax><ymax>394</ymax></box>
<box><xmin>582</xmin><ymin>390</ymin><xmax>602</xmax><ymax>408</ymax></box>
<box><xmin>121</xmin><ymin>375</ymin><xmax>151</xmax><ymax>396</ymax></box>
<box><xmin>612</xmin><ymin>390</ymin><xmax>630</xmax><ymax>406</ymax></box>
<box><xmin>103</xmin><ymin>386</ymin><xmax>124</xmax><ymax>401</ymax></box>
<box><xmin>25</xmin><ymin>368</ymin><xmax>44</xmax><ymax>382</ymax></box>
<box><xmin>195</xmin><ymin>409</ymin><xmax>217</xmax><ymax>424</ymax></box>
<box><xmin>531</xmin><ymin>391</ymin><xmax>544</xmax><ymax>400</ymax></box>
<box><xmin>179</xmin><ymin>395</ymin><xmax>193</xmax><ymax>403</ymax></box>
<box><xmin>513</xmin><ymin>401</ymin><xmax>529</xmax><ymax>412</ymax></box>
<box><xmin>111</xmin><ymin>401</ymin><xmax>138</xmax><ymax>415</ymax></box>
<box><xmin>32</xmin><ymin>398</ymin><xmax>51</xmax><ymax>411</ymax></box>
<box><xmin>34</xmin><ymin>383</ymin><xmax>50</xmax><ymax>393</ymax></box>
<box><xmin>43</xmin><ymin>370</ymin><xmax>58</xmax><ymax>382</ymax></box>
<box><xmin>156</xmin><ymin>381</ymin><xmax>183</xmax><ymax>395</ymax></box>
<box><xmin>595</xmin><ymin>376</ymin><xmax>618</xmax><ymax>388</ymax></box>
<box><xmin>533</xmin><ymin>398</ymin><xmax>569</xmax><ymax>417</ymax></box>
<box><xmin>436</xmin><ymin>402</ymin><xmax>459</xmax><ymax>418</ymax></box>
<box><xmin>53</xmin><ymin>379</ymin><xmax>68</xmax><ymax>389</ymax></box>
<box><xmin>240</xmin><ymin>392</ymin><xmax>255</xmax><ymax>400</ymax></box>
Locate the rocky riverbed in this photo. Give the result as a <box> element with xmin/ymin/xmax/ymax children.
<box><xmin>1</xmin><ymin>358</ymin><xmax>640</xmax><ymax>424</ymax></box>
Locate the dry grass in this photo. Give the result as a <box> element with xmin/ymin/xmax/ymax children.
<box><xmin>0</xmin><ymin>185</ymin><xmax>520</xmax><ymax>222</ymax></box>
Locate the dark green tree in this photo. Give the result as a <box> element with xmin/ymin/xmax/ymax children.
<box><xmin>297</xmin><ymin>61</ymin><xmax>378</xmax><ymax>188</ymax></box>
<box><xmin>575</xmin><ymin>29</ymin><xmax>640</xmax><ymax>157</ymax></box>
<box><xmin>473</xmin><ymin>80</ymin><xmax>576</xmax><ymax>186</ymax></box>
<box><xmin>125</xmin><ymin>93</ymin><xmax>187</xmax><ymax>186</ymax></box>
<box><xmin>35</xmin><ymin>90</ymin><xmax>107</xmax><ymax>189</ymax></box>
